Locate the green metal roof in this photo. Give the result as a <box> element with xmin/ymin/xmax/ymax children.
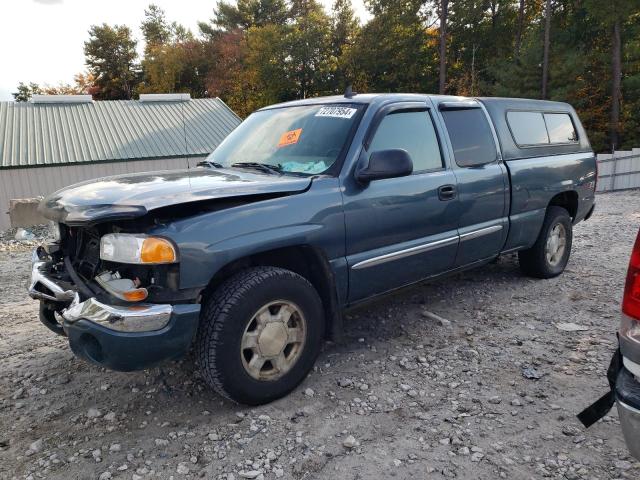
<box><xmin>0</xmin><ymin>97</ymin><xmax>241</xmax><ymax>169</ymax></box>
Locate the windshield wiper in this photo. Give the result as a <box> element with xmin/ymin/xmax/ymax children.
<box><xmin>196</xmin><ymin>160</ymin><xmax>224</xmax><ymax>168</ymax></box>
<box><xmin>231</xmin><ymin>162</ymin><xmax>283</xmax><ymax>175</ymax></box>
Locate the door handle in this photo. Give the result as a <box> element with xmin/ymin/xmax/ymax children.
<box><xmin>438</xmin><ymin>184</ymin><xmax>457</xmax><ymax>201</ymax></box>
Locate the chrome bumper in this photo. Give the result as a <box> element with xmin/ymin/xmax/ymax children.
<box><xmin>28</xmin><ymin>248</ymin><xmax>173</xmax><ymax>333</ymax></box>
<box><xmin>62</xmin><ymin>296</ymin><xmax>172</xmax><ymax>332</ymax></box>
<box><xmin>28</xmin><ymin>249</ymin><xmax>75</xmax><ymax>302</ymax></box>
<box><xmin>617</xmin><ymin>399</ymin><xmax>640</xmax><ymax>460</ymax></box>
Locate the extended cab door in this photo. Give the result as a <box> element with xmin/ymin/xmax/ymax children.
<box><xmin>435</xmin><ymin>100</ymin><xmax>508</xmax><ymax>266</ymax></box>
<box><xmin>343</xmin><ymin>102</ymin><xmax>460</xmax><ymax>302</ymax></box>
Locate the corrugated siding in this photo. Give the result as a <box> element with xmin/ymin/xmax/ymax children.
<box><xmin>597</xmin><ymin>148</ymin><xmax>640</xmax><ymax>192</ymax></box>
<box><xmin>0</xmin><ymin>98</ymin><xmax>241</xmax><ymax>168</ymax></box>
<box><xmin>0</xmin><ymin>156</ymin><xmax>207</xmax><ymax>230</ymax></box>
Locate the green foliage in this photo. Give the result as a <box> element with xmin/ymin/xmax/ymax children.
<box><xmin>214</xmin><ymin>0</ymin><xmax>289</xmax><ymax>31</ymax></box>
<box><xmin>15</xmin><ymin>1</ymin><xmax>640</xmax><ymax>151</ymax></box>
<box><xmin>351</xmin><ymin>0</ymin><xmax>438</xmax><ymax>93</ymax></box>
<box><xmin>84</xmin><ymin>24</ymin><xmax>140</xmax><ymax>100</ymax></box>
<box><xmin>331</xmin><ymin>0</ymin><xmax>360</xmax><ymax>91</ymax></box>
<box><xmin>12</xmin><ymin>82</ymin><xmax>42</xmax><ymax>102</ymax></box>
<box><xmin>141</xmin><ymin>4</ymin><xmax>172</xmax><ymax>49</ymax></box>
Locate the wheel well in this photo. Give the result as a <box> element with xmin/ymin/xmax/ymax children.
<box><xmin>202</xmin><ymin>246</ymin><xmax>342</xmax><ymax>341</ymax></box>
<box><xmin>548</xmin><ymin>191</ymin><xmax>578</xmax><ymax>219</ymax></box>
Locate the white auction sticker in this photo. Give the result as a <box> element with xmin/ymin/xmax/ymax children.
<box><xmin>315</xmin><ymin>106</ymin><xmax>357</xmax><ymax>119</ymax></box>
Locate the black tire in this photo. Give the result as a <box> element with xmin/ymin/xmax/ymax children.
<box><xmin>196</xmin><ymin>266</ymin><xmax>324</xmax><ymax>405</ymax></box>
<box><xmin>518</xmin><ymin>206</ymin><xmax>573</xmax><ymax>278</ymax></box>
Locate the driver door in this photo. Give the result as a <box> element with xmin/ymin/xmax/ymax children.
<box><xmin>343</xmin><ymin>103</ymin><xmax>460</xmax><ymax>302</ymax></box>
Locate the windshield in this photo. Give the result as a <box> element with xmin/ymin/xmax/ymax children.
<box><xmin>206</xmin><ymin>104</ymin><xmax>362</xmax><ymax>175</ymax></box>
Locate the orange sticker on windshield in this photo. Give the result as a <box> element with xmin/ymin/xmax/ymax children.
<box><xmin>278</xmin><ymin>128</ymin><xmax>302</xmax><ymax>147</ymax></box>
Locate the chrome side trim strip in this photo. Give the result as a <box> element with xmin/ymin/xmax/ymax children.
<box><xmin>351</xmin><ymin>236</ymin><xmax>459</xmax><ymax>270</ymax></box>
<box><xmin>459</xmin><ymin>224</ymin><xmax>503</xmax><ymax>242</ymax></box>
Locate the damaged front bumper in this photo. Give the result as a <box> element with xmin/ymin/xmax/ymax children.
<box><xmin>28</xmin><ymin>248</ymin><xmax>201</xmax><ymax>371</ymax></box>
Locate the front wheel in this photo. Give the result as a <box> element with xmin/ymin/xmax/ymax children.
<box><xmin>196</xmin><ymin>267</ymin><xmax>324</xmax><ymax>405</ymax></box>
<box><xmin>518</xmin><ymin>206</ymin><xmax>573</xmax><ymax>279</ymax></box>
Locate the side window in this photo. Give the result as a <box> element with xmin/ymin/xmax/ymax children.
<box><xmin>544</xmin><ymin>113</ymin><xmax>578</xmax><ymax>143</ymax></box>
<box><xmin>369</xmin><ymin>110</ymin><xmax>443</xmax><ymax>172</ymax></box>
<box><xmin>507</xmin><ymin>111</ymin><xmax>549</xmax><ymax>145</ymax></box>
<box><xmin>441</xmin><ymin>108</ymin><xmax>497</xmax><ymax>167</ymax></box>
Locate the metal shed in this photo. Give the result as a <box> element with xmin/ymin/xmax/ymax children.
<box><xmin>0</xmin><ymin>94</ymin><xmax>242</xmax><ymax>230</ymax></box>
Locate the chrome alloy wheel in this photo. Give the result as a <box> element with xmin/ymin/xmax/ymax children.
<box><xmin>240</xmin><ymin>301</ymin><xmax>306</xmax><ymax>381</ymax></box>
<box><xmin>545</xmin><ymin>223</ymin><xmax>567</xmax><ymax>267</ymax></box>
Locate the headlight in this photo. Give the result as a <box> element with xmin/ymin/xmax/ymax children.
<box><xmin>100</xmin><ymin>234</ymin><xmax>177</xmax><ymax>264</ymax></box>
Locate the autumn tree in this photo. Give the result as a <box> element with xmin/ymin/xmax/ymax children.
<box><xmin>84</xmin><ymin>24</ymin><xmax>140</xmax><ymax>100</ymax></box>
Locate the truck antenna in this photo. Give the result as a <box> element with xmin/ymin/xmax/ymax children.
<box><xmin>344</xmin><ymin>85</ymin><xmax>356</xmax><ymax>98</ymax></box>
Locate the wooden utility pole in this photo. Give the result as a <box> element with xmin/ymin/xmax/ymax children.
<box><xmin>610</xmin><ymin>18</ymin><xmax>622</xmax><ymax>150</ymax></box>
<box><xmin>541</xmin><ymin>0</ymin><xmax>552</xmax><ymax>99</ymax></box>
<box><xmin>439</xmin><ymin>0</ymin><xmax>449</xmax><ymax>94</ymax></box>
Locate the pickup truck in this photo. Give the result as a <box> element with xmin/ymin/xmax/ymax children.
<box><xmin>28</xmin><ymin>93</ymin><xmax>597</xmax><ymax>405</ymax></box>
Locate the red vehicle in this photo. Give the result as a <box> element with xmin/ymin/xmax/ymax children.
<box><xmin>581</xmin><ymin>231</ymin><xmax>640</xmax><ymax>460</ymax></box>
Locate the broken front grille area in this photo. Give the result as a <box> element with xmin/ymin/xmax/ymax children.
<box><xmin>64</xmin><ymin>226</ymin><xmax>103</xmax><ymax>282</ymax></box>
<box><xmin>60</xmin><ymin>224</ymin><xmax>184</xmax><ymax>303</ymax></box>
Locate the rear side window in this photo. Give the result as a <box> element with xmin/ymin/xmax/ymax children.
<box><xmin>506</xmin><ymin>111</ymin><xmax>579</xmax><ymax>146</ymax></box>
<box><xmin>369</xmin><ymin>110</ymin><xmax>443</xmax><ymax>172</ymax></box>
<box><xmin>441</xmin><ymin>108</ymin><xmax>497</xmax><ymax>167</ymax></box>
<box><xmin>544</xmin><ymin>113</ymin><xmax>578</xmax><ymax>143</ymax></box>
<box><xmin>507</xmin><ymin>111</ymin><xmax>549</xmax><ymax>145</ymax></box>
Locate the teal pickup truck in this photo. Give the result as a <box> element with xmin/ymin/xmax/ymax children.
<box><xmin>29</xmin><ymin>93</ymin><xmax>596</xmax><ymax>405</ymax></box>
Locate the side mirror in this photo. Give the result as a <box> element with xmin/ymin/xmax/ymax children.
<box><xmin>355</xmin><ymin>149</ymin><xmax>413</xmax><ymax>183</ymax></box>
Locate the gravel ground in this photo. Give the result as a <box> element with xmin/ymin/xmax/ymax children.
<box><xmin>2</xmin><ymin>191</ymin><xmax>640</xmax><ymax>480</ymax></box>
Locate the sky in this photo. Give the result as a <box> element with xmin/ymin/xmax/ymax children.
<box><xmin>0</xmin><ymin>0</ymin><xmax>369</xmax><ymax>102</ymax></box>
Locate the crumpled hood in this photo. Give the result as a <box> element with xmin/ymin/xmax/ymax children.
<box><xmin>39</xmin><ymin>167</ymin><xmax>312</xmax><ymax>225</ymax></box>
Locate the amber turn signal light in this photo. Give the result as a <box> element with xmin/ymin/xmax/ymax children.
<box><xmin>140</xmin><ymin>238</ymin><xmax>176</xmax><ymax>264</ymax></box>
<box><xmin>121</xmin><ymin>288</ymin><xmax>149</xmax><ymax>302</ymax></box>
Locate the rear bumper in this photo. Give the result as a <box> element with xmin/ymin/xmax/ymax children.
<box><xmin>616</xmin><ymin>361</ymin><xmax>640</xmax><ymax>461</ymax></box>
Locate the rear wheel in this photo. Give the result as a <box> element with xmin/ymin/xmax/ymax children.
<box><xmin>196</xmin><ymin>266</ymin><xmax>324</xmax><ymax>405</ymax></box>
<box><xmin>518</xmin><ymin>206</ymin><xmax>573</xmax><ymax>278</ymax></box>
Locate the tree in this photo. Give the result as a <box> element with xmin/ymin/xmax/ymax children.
<box><xmin>330</xmin><ymin>0</ymin><xmax>360</xmax><ymax>91</ymax></box>
<box><xmin>41</xmin><ymin>72</ymin><xmax>97</xmax><ymax>95</ymax></box>
<box><xmin>287</xmin><ymin>0</ymin><xmax>334</xmax><ymax>98</ymax></box>
<box><xmin>438</xmin><ymin>0</ymin><xmax>449</xmax><ymax>94</ymax></box>
<box><xmin>212</xmin><ymin>0</ymin><xmax>289</xmax><ymax>31</ymax></box>
<box><xmin>141</xmin><ymin>4</ymin><xmax>172</xmax><ymax>51</ymax></box>
<box><xmin>515</xmin><ymin>0</ymin><xmax>525</xmax><ymax>59</ymax></box>
<box><xmin>84</xmin><ymin>24</ymin><xmax>140</xmax><ymax>100</ymax></box>
<box><xmin>12</xmin><ymin>82</ymin><xmax>41</xmax><ymax>102</ymax></box>
<box><xmin>139</xmin><ymin>4</ymin><xmax>201</xmax><ymax>95</ymax></box>
<box><xmin>541</xmin><ymin>0</ymin><xmax>552</xmax><ymax>99</ymax></box>
<box><xmin>352</xmin><ymin>0</ymin><xmax>437</xmax><ymax>93</ymax></box>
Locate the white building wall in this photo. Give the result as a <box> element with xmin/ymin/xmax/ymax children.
<box><xmin>0</xmin><ymin>156</ymin><xmax>206</xmax><ymax>230</ymax></box>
